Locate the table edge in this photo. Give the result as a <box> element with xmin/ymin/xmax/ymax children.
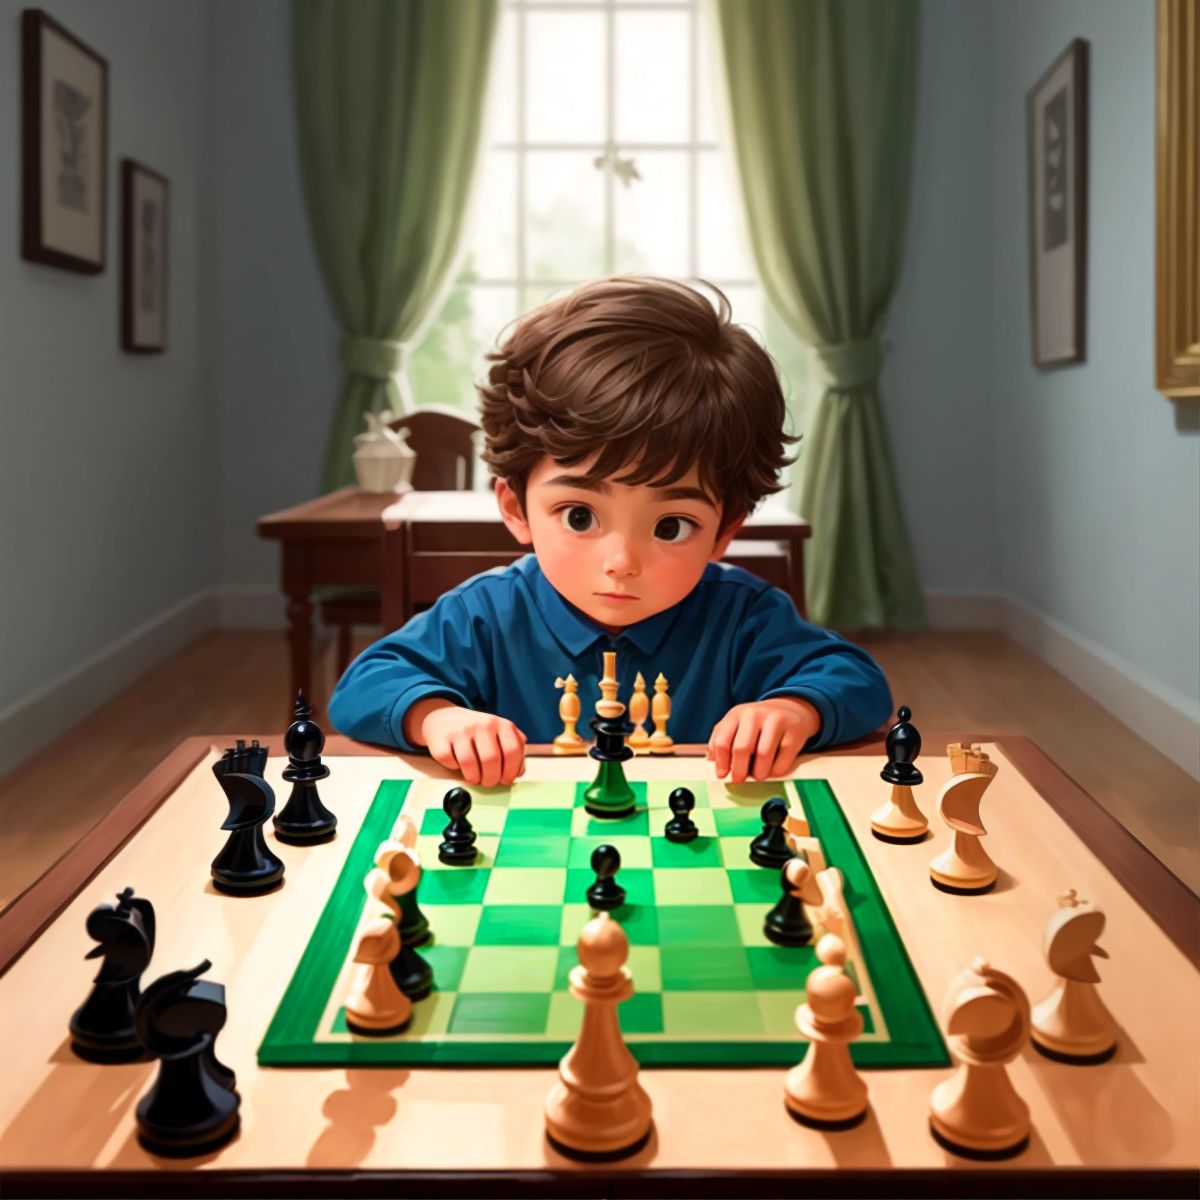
<box><xmin>2</xmin><ymin>733</ymin><xmax>1196</xmax><ymax>983</ymax></box>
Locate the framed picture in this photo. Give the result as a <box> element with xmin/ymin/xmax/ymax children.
<box><xmin>21</xmin><ymin>8</ymin><xmax>108</xmax><ymax>273</ymax></box>
<box><xmin>1155</xmin><ymin>0</ymin><xmax>1200</xmax><ymax>399</ymax></box>
<box><xmin>1027</xmin><ymin>39</ymin><xmax>1089</xmax><ymax>368</ymax></box>
<box><xmin>121</xmin><ymin>160</ymin><xmax>169</xmax><ymax>353</ymax></box>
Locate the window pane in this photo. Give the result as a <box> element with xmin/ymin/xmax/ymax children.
<box><xmin>696</xmin><ymin>149</ymin><xmax>754</xmax><ymax>281</ymax></box>
<box><xmin>613</xmin><ymin>149</ymin><xmax>689</xmax><ymax>276</ymax></box>
<box><xmin>484</xmin><ymin>7</ymin><xmax>519</xmax><ymax>145</ymax></box>
<box><xmin>615</xmin><ymin>9</ymin><xmax>690</xmax><ymax>143</ymax></box>
<box><xmin>525</xmin><ymin>151</ymin><xmax>606</xmax><ymax>279</ymax></box>
<box><xmin>469</xmin><ymin>284</ymin><xmax>522</xmax><ymax>365</ymax></box>
<box><xmin>520</xmin><ymin>281</ymin><xmax>576</xmax><ymax>316</ymax></box>
<box><xmin>526</xmin><ymin>11</ymin><xmax>607</xmax><ymax>144</ymax></box>
<box><xmin>696</xmin><ymin>2</ymin><xmax>723</xmax><ymax>146</ymax></box>
<box><xmin>469</xmin><ymin>149</ymin><xmax>518</xmax><ymax>281</ymax></box>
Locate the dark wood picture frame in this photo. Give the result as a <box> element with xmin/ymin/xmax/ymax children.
<box><xmin>1026</xmin><ymin>38</ymin><xmax>1089</xmax><ymax>368</ymax></box>
<box><xmin>21</xmin><ymin>8</ymin><xmax>108</xmax><ymax>273</ymax></box>
<box><xmin>121</xmin><ymin>159</ymin><xmax>169</xmax><ymax>353</ymax></box>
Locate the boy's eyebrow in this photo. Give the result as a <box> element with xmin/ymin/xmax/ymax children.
<box><xmin>543</xmin><ymin>474</ymin><xmax>717</xmax><ymax>507</ymax></box>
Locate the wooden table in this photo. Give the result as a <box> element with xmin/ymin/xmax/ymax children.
<box><xmin>258</xmin><ymin>488</ymin><xmax>811</xmax><ymax>709</ymax></box>
<box><xmin>1</xmin><ymin>735</ymin><xmax>1196</xmax><ymax>1197</ymax></box>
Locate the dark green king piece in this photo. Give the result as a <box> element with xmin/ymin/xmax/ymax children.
<box><xmin>583</xmin><ymin>651</ymin><xmax>637</xmax><ymax>819</ymax></box>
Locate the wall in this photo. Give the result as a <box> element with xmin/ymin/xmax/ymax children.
<box><xmin>0</xmin><ymin>0</ymin><xmax>215</xmax><ymax>749</ymax></box>
<box><xmin>989</xmin><ymin>0</ymin><xmax>1200</xmax><ymax>761</ymax></box>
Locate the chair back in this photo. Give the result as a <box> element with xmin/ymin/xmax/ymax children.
<box><xmin>388</xmin><ymin>406</ymin><xmax>480</xmax><ymax>491</ymax></box>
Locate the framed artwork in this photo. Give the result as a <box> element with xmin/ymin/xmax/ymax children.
<box><xmin>121</xmin><ymin>160</ymin><xmax>169</xmax><ymax>354</ymax></box>
<box><xmin>21</xmin><ymin>8</ymin><xmax>108</xmax><ymax>273</ymax></box>
<box><xmin>1026</xmin><ymin>39</ymin><xmax>1089</xmax><ymax>368</ymax></box>
<box><xmin>1155</xmin><ymin>0</ymin><xmax>1200</xmax><ymax>399</ymax></box>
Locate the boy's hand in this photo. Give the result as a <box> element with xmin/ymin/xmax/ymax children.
<box><xmin>407</xmin><ymin>699</ymin><xmax>527</xmax><ymax>787</ymax></box>
<box><xmin>707</xmin><ymin>697</ymin><xmax>820</xmax><ymax>783</ymax></box>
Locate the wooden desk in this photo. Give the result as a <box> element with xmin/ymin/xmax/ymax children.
<box><xmin>258</xmin><ymin>488</ymin><xmax>811</xmax><ymax>709</ymax></box>
<box><xmin>0</xmin><ymin>735</ymin><xmax>1196</xmax><ymax>1197</ymax></box>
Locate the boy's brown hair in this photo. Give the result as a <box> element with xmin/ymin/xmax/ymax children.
<box><xmin>476</xmin><ymin>276</ymin><xmax>798</xmax><ymax>533</ymax></box>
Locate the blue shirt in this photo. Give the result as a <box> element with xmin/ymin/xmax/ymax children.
<box><xmin>328</xmin><ymin>555</ymin><xmax>893</xmax><ymax>752</ymax></box>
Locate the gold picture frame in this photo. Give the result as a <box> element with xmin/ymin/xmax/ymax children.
<box><xmin>1156</xmin><ymin>0</ymin><xmax>1200</xmax><ymax>398</ymax></box>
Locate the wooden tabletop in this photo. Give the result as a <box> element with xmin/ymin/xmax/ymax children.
<box><xmin>0</xmin><ymin>736</ymin><xmax>1196</xmax><ymax>1198</ymax></box>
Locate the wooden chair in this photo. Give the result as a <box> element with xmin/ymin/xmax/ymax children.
<box><xmin>319</xmin><ymin>406</ymin><xmax>481</xmax><ymax>675</ymax></box>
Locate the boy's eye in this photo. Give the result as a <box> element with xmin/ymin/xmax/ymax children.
<box><xmin>559</xmin><ymin>505</ymin><xmax>596</xmax><ymax>533</ymax></box>
<box><xmin>654</xmin><ymin>516</ymin><xmax>697</xmax><ymax>543</ymax></box>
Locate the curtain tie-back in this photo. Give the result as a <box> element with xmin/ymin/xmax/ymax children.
<box><xmin>340</xmin><ymin>335</ymin><xmax>407</xmax><ymax>380</ymax></box>
<box><xmin>813</xmin><ymin>337</ymin><xmax>885</xmax><ymax>391</ymax></box>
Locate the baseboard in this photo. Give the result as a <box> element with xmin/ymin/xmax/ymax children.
<box><xmin>0</xmin><ymin>590</ymin><xmax>220</xmax><ymax>775</ymax></box>
<box><xmin>1002</xmin><ymin>595</ymin><xmax>1200</xmax><ymax>782</ymax></box>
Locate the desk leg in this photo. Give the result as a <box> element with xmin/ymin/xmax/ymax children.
<box><xmin>381</xmin><ymin>519</ymin><xmax>408</xmax><ymax>632</ymax></box>
<box><xmin>285</xmin><ymin>589</ymin><xmax>314</xmax><ymax>714</ymax></box>
<box><xmin>789</xmin><ymin>536</ymin><xmax>808</xmax><ymax>619</ymax></box>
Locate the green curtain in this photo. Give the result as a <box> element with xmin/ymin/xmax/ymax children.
<box><xmin>293</xmin><ymin>0</ymin><xmax>499</xmax><ymax>491</ymax></box>
<box><xmin>713</xmin><ymin>0</ymin><xmax>925</xmax><ymax>630</ymax></box>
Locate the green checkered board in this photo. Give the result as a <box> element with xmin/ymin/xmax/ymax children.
<box><xmin>259</xmin><ymin>776</ymin><xmax>948</xmax><ymax>1068</ymax></box>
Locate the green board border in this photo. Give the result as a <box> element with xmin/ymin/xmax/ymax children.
<box><xmin>259</xmin><ymin>778</ymin><xmax>948</xmax><ymax>1069</ymax></box>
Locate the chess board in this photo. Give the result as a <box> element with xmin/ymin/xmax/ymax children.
<box><xmin>258</xmin><ymin>775</ymin><xmax>948</xmax><ymax>1068</ymax></box>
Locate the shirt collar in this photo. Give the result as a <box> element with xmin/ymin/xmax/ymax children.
<box><xmin>529</xmin><ymin>557</ymin><xmax>684</xmax><ymax>659</ymax></box>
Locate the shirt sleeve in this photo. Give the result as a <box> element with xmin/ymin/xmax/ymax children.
<box><xmin>730</xmin><ymin>587</ymin><xmax>894</xmax><ymax>750</ymax></box>
<box><xmin>327</xmin><ymin>593</ymin><xmax>494</xmax><ymax>752</ymax></box>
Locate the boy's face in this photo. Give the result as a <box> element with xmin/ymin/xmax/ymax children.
<box><xmin>496</xmin><ymin>454</ymin><xmax>745</xmax><ymax>633</ymax></box>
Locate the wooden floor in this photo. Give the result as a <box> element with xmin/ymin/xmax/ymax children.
<box><xmin>0</xmin><ymin>628</ymin><xmax>1197</xmax><ymax>913</ymax></box>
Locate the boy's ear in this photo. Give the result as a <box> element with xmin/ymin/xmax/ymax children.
<box><xmin>495</xmin><ymin>478</ymin><xmax>533</xmax><ymax>546</ymax></box>
<box><xmin>710</xmin><ymin>513</ymin><xmax>746</xmax><ymax>561</ymax></box>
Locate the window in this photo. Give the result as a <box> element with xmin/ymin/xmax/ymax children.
<box><xmin>409</xmin><ymin>0</ymin><xmax>808</xmax><ymax>490</ymax></box>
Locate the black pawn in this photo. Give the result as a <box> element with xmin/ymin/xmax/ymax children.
<box><xmin>134</xmin><ymin>961</ymin><xmax>240</xmax><ymax>1158</ymax></box>
<box><xmin>664</xmin><ymin>787</ymin><xmax>699</xmax><ymax>843</ymax></box>
<box><xmin>586</xmin><ymin>844</ymin><xmax>626</xmax><ymax>911</ymax></box>
<box><xmin>438</xmin><ymin>786</ymin><xmax>478</xmax><ymax>864</ymax></box>
<box><xmin>275</xmin><ymin>692</ymin><xmax>337</xmax><ymax>844</ymax></box>
<box><xmin>749</xmin><ymin>797</ymin><xmax>794</xmax><ymax>869</ymax></box>
<box><xmin>211</xmin><ymin>751</ymin><xmax>284</xmax><ymax>894</ymax></box>
<box><xmin>881</xmin><ymin>705</ymin><xmax>923</xmax><ymax>788</ymax></box>
<box><xmin>763</xmin><ymin>859</ymin><xmax>814</xmax><ymax>947</ymax></box>
<box><xmin>70</xmin><ymin>887</ymin><xmax>156</xmax><ymax>1063</ymax></box>
<box><xmin>388</xmin><ymin>930</ymin><xmax>434</xmax><ymax>1002</ymax></box>
<box><xmin>398</xmin><ymin>886</ymin><xmax>431</xmax><ymax>949</ymax></box>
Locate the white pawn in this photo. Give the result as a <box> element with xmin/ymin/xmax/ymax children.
<box><xmin>784</xmin><ymin>934</ymin><xmax>868</xmax><ymax>1127</ymax></box>
<box><xmin>553</xmin><ymin>674</ymin><xmax>586</xmax><ymax>755</ymax></box>
<box><xmin>344</xmin><ymin>917</ymin><xmax>412</xmax><ymax>1035</ymax></box>
<box><xmin>930</xmin><ymin>957</ymin><xmax>1031</xmax><ymax>1159</ymax></box>
<box><xmin>545</xmin><ymin>913</ymin><xmax>653</xmax><ymax>1160</ymax></box>
<box><xmin>627</xmin><ymin>673</ymin><xmax>651</xmax><ymax>753</ymax></box>
<box><xmin>1031</xmin><ymin>889</ymin><xmax>1118</xmax><ymax>1063</ymax></box>
<box><xmin>648</xmin><ymin>673</ymin><xmax>673</xmax><ymax>754</ymax></box>
<box><xmin>929</xmin><ymin>743</ymin><xmax>1000</xmax><ymax>894</ymax></box>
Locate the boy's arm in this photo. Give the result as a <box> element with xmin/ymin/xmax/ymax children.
<box><xmin>327</xmin><ymin>594</ymin><xmax>491</xmax><ymax>752</ymax></box>
<box><xmin>730</xmin><ymin>587</ymin><xmax>894</xmax><ymax>751</ymax></box>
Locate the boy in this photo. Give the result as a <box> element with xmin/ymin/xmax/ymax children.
<box><xmin>329</xmin><ymin>277</ymin><xmax>892</xmax><ymax>787</ymax></box>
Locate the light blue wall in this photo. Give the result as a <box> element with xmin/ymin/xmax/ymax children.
<box><xmin>990</xmin><ymin>0</ymin><xmax>1200</xmax><ymax>707</ymax></box>
<box><xmin>0</xmin><ymin>0</ymin><xmax>214</xmax><ymax>710</ymax></box>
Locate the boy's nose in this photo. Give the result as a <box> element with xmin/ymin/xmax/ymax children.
<box><xmin>603</xmin><ymin>540</ymin><xmax>640</xmax><ymax>577</ymax></box>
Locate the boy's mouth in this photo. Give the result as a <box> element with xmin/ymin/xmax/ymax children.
<box><xmin>596</xmin><ymin>592</ymin><xmax>638</xmax><ymax>601</ymax></box>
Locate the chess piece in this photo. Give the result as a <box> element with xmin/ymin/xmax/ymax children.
<box><xmin>764</xmin><ymin>857</ymin><xmax>815</xmax><ymax>947</ymax></box>
<box><xmin>784</xmin><ymin>934</ymin><xmax>868</xmax><ymax>1128</ymax></box>
<box><xmin>750</xmin><ymin>797</ymin><xmax>795</xmax><ymax>869</ymax></box>
<box><xmin>372</xmin><ymin>845</ymin><xmax>434</xmax><ymax>1001</ymax></box>
<box><xmin>439</xmin><ymin>786</ymin><xmax>478</xmax><ymax>864</ymax></box>
<box><xmin>816</xmin><ymin>867</ymin><xmax>850</xmax><ymax>945</ymax></box>
<box><xmin>663</xmin><ymin>786</ymin><xmax>699</xmax><ymax>843</ymax></box>
<box><xmin>627</xmin><ymin>673</ymin><xmax>651</xmax><ymax>753</ymax></box>
<box><xmin>134</xmin><ymin>960</ymin><xmax>240</xmax><ymax>1157</ymax></box>
<box><xmin>391</xmin><ymin>822</ymin><xmax>432</xmax><ymax>948</ymax></box>
<box><xmin>553</xmin><ymin>674</ymin><xmax>587</xmax><ymax>755</ymax></box>
<box><xmin>929</xmin><ymin>744</ymin><xmax>1000</xmax><ymax>894</ymax></box>
<box><xmin>345</xmin><ymin>917</ymin><xmax>412</xmax><ymax>1035</ymax></box>
<box><xmin>545</xmin><ymin>913</ymin><xmax>653</xmax><ymax>1160</ymax></box>
<box><xmin>930</xmin><ymin>958</ymin><xmax>1031</xmax><ymax>1159</ymax></box>
<box><xmin>274</xmin><ymin>692</ymin><xmax>337</xmax><ymax>843</ymax></box>
<box><xmin>1031</xmin><ymin>890</ymin><xmax>1118</xmax><ymax>1064</ymax></box>
<box><xmin>647</xmin><ymin>673</ymin><xmax>674</xmax><ymax>754</ymax></box>
<box><xmin>69</xmin><ymin>887</ymin><xmax>156</xmax><ymax>1062</ymax></box>
<box><xmin>870</xmin><ymin>706</ymin><xmax>928</xmax><ymax>843</ymax></box>
<box><xmin>211</xmin><ymin>741</ymin><xmax>284</xmax><ymax>894</ymax></box>
<box><xmin>584</xmin><ymin>651</ymin><xmax>637</xmax><ymax>818</ymax></box>
<box><xmin>586</xmin><ymin>844</ymin><xmax>626</xmax><ymax>911</ymax></box>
